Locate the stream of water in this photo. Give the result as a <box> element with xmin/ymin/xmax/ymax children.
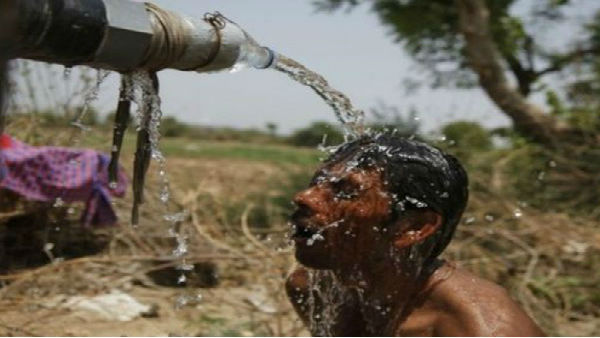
<box><xmin>126</xmin><ymin>71</ymin><xmax>195</xmax><ymax>306</ymax></box>
<box><xmin>118</xmin><ymin>52</ymin><xmax>370</xmax><ymax>323</ymax></box>
<box><xmin>273</xmin><ymin>55</ymin><xmax>365</xmax><ymax>139</ymax></box>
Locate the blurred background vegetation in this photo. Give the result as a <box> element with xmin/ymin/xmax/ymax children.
<box><xmin>0</xmin><ymin>0</ymin><xmax>599</xmax><ymax>336</ymax></box>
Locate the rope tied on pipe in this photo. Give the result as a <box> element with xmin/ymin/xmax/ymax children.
<box><xmin>142</xmin><ymin>4</ymin><xmax>226</xmax><ymax>71</ymax></box>
<box><xmin>142</xmin><ymin>3</ymin><xmax>188</xmax><ymax>71</ymax></box>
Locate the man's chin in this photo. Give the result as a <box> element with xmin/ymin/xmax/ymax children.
<box><xmin>294</xmin><ymin>245</ymin><xmax>332</xmax><ymax>270</ymax></box>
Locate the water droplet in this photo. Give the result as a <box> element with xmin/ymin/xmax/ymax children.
<box><xmin>178</xmin><ymin>262</ymin><xmax>194</xmax><ymax>271</ymax></box>
<box><xmin>63</xmin><ymin>67</ymin><xmax>72</xmax><ymax>79</ymax></box>
<box><xmin>159</xmin><ymin>189</ymin><xmax>170</xmax><ymax>203</ymax></box>
<box><xmin>177</xmin><ymin>274</ymin><xmax>186</xmax><ymax>284</ymax></box>
<box><xmin>174</xmin><ymin>293</ymin><xmax>203</xmax><ymax>309</ymax></box>
<box><xmin>537</xmin><ymin>171</ymin><xmax>546</xmax><ymax>181</ymax></box>
<box><xmin>405</xmin><ymin>196</ymin><xmax>427</xmax><ymax>208</ymax></box>
<box><xmin>164</xmin><ymin>211</ymin><xmax>187</xmax><ymax>223</ymax></box>
<box><xmin>513</xmin><ymin>208</ymin><xmax>523</xmax><ymax>218</ymax></box>
<box><xmin>306</xmin><ymin>233</ymin><xmax>325</xmax><ymax>246</ymax></box>
<box><xmin>172</xmin><ymin>241</ymin><xmax>188</xmax><ymax>258</ymax></box>
<box><xmin>53</xmin><ymin>198</ymin><xmax>64</xmax><ymax>208</ymax></box>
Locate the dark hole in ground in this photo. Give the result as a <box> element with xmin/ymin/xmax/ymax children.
<box><xmin>146</xmin><ymin>261</ymin><xmax>219</xmax><ymax>288</ymax></box>
<box><xmin>0</xmin><ymin>196</ymin><xmax>110</xmax><ymax>274</ymax></box>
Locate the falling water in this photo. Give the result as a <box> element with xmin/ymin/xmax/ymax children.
<box><xmin>273</xmin><ymin>55</ymin><xmax>365</xmax><ymax>138</ymax></box>
<box><xmin>127</xmin><ymin>71</ymin><xmax>171</xmax><ymax>214</ymax></box>
<box><xmin>127</xmin><ymin>71</ymin><xmax>194</xmax><ymax>308</ymax></box>
<box><xmin>71</xmin><ymin>69</ymin><xmax>110</xmax><ymax>130</ymax></box>
<box><xmin>306</xmin><ymin>270</ymin><xmax>349</xmax><ymax>336</ymax></box>
<box><xmin>271</xmin><ymin>54</ymin><xmax>374</xmax><ymax>335</ymax></box>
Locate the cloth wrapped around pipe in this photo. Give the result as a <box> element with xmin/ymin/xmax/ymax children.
<box><xmin>0</xmin><ymin>134</ymin><xmax>128</xmax><ymax>226</ymax></box>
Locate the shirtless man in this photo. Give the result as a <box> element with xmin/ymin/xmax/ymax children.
<box><xmin>286</xmin><ymin>133</ymin><xmax>544</xmax><ymax>336</ymax></box>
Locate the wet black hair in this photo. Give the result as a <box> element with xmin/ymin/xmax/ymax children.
<box><xmin>323</xmin><ymin>132</ymin><xmax>469</xmax><ymax>265</ymax></box>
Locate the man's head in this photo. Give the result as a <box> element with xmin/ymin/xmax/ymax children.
<box><xmin>290</xmin><ymin>133</ymin><xmax>468</xmax><ymax>275</ymax></box>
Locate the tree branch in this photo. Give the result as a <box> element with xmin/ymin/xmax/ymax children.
<box><xmin>535</xmin><ymin>47</ymin><xmax>600</xmax><ymax>77</ymax></box>
<box><xmin>455</xmin><ymin>0</ymin><xmax>574</xmax><ymax>146</ymax></box>
<box><xmin>503</xmin><ymin>51</ymin><xmax>536</xmax><ymax>97</ymax></box>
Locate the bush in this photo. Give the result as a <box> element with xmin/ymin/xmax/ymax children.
<box><xmin>440</xmin><ymin>121</ymin><xmax>492</xmax><ymax>161</ymax></box>
<box><xmin>288</xmin><ymin>121</ymin><xmax>344</xmax><ymax>148</ymax></box>
<box><xmin>161</xmin><ymin>116</ymin><xmax>189</xmax><ymax>138</ymax></box>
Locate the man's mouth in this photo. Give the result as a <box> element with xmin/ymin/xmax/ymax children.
<box><xmin>290</xmin><ymin>208</ymin><xmax>319</xmax><ymax>239</ymax></box>
<box><xmin>292</xmin><ymin>223</ymin><xmax>318</xmax><ymax>239</ymax></box>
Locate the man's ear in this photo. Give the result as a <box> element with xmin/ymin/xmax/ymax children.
<box><xmin>393</xmin><ymin>210</ymin><xmax>443</xmax><ymax>249</ymax></box>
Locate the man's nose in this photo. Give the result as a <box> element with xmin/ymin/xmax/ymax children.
<box><xmin>293</xmin><ymin>186</ymin><xmax>328</xmax><ymax>211</ymax></box>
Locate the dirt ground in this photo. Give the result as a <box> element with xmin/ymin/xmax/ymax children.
<box><xmin>0</xmin><ymin>156</ymin><xmax>308</xmax><ymax>336</ymax></box>
<box><xmin>0</xmin><ymin>285</ymin><xmax>306</xmax><ymax>337</ymax></box>
<box><xmin>0</xmin><ymin>153</ymin><xmax>599</xmax><ymax>336</ymax></box>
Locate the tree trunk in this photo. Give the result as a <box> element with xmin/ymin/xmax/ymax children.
<box><xmin>456</xmin><ymin>0</ymin><xmax>575</xmax><ymax>147</ymax></box>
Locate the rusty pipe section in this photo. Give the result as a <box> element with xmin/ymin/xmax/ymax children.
<box><xmin>0</xmin><ymin>0</ymin><xmax>277</xmax><ymax>72</ymax></box>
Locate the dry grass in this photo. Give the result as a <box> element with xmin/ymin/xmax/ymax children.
<box><xmin>0</xmin><ymin>122</ymin><xmax>598</xmax><ymax>335</ymax></box>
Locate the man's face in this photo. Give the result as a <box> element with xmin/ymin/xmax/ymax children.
<box><xmin>290</xmin><ymin>160</ymin><xmax>393</xmax><ymax>270</ymax></box>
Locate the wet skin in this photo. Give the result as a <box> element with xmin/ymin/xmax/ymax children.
<box><xmin>287</xmin><ymin>163</ymin><xmax>544</xmax><ymax>336</ymax></box>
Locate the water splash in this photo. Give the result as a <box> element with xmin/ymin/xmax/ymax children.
<box><xmin>63</xmin><ymin>66</ymin><xmax>72</xmax><ymax>80</ymax></box>
<box><xmin>273</xmin><ymin>55</ymin><xmax>365</xmax><ymax>138</ymax></box>
<box><xmin>306</xmin><ymin>269</ymin><xmax>348</xmax><ymax>336</ymax></box>
<box><xmin>129</xmin><ymin>71</ymin><xmax>172</xmax><ymax>205</ymax></box>
<box><xmin>126</xmin><ymin>72</ymin><xmax>193</xmax><ymax>306</ymax></box>
<box><xmin>71</xmin><ymin>69</ymin><xmax>110</xmax><ymax>129</ymax></box>
<box><xmin>174</xmin><ymin>292</ymin><xmax>203</xmax><ymax>310</ymax></box>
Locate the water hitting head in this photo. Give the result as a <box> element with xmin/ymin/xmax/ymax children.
<box><xmin>290</xmin><ymin>132</ymin><xmax>469</xmax><ymax>276</ymax></box>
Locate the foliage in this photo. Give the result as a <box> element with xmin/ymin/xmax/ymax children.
<box><xmin>104</xmin><ymin>110</ymin><xmax>133</xmax><ymax>127</ymax></box>
<box><xmin>503</xmin><ymin>143</ymin><xmax>600</xmax><ymax>219</ymax></box>
<box><xmin>439</xmin><ymin>121</ymin><xmax>492</xmax><ymax>161</ymax></box>
<box><xmin>367</xmin><ymin>101</ymin><xmax>420</xmax><ymax>136</ymax></box>
<box><xmin>265</xmin><ymin>122</ymin><xmax>278</xmax><ymax>136</ymax></box>
<box><xmin>314</xmin><ymin>0</ymin><xmax>598</xmax><ymax>96</ymax></box>
<box><xmin>158</xmin><ymin>138</ymin><xmax>321</xmax><ymax>166</ymax></box>
<box><xmin>160</xmin><ymin>116</ymin><xmax>190</xmax><ymax>138</ymax></box>
<box><xmin>287</xmin><ymin>121</ymin><xmax>344</xmax><ymax>148</ymax></box>
<box><xmin>218</xmin><ymin>169</ymin><xmax>312</xmax><ymax>230</ymax></box>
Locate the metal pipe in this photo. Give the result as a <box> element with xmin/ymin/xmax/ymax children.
<box><xmin>1</xmin><ymin>0</ymin><xmax>277</xmax><ymax>73</ymax></box>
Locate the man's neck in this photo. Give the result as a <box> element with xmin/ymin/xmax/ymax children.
<box><xmin>333</xmin><ymin>260</ymin><xmax>441</xmax><ymax>335</ymax></box>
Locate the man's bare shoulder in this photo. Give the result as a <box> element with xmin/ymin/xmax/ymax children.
<box><xmin>429</xmin><ymin>265</ymin><xmax>545</xmax><ymax>336</ymax></box>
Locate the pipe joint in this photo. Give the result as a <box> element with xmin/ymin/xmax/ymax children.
<box><xmin>94</xmin><ymin>0</ymin><xmax>153</xmax><ymax>72</ymax></box>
